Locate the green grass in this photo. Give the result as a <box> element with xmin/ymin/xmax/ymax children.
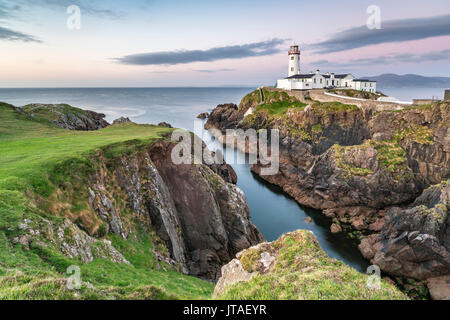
<box><xmin>259</xmin><ymin>90</ymin><xmax>307</xmax><ymax>116</ymax></box>
<box><xmin>0</xmin><ymin>103</ymin><xmax>214</xmax><ymax>300</ymax></box>
<box><xmin>329</xmin><ymin>89</ymin><xmax>383</xmax><ymax>100</ymax></box>
<box><xmin>331</xmin><ymin>140</ymin><xmax>408</xmax><ymax>178</ymax></box>
<box><xmin>311</xmin><ymin>101</ymin><xmax>360</xmax><ymax>114</ymax></box>
<box><xmin>239</xmin><ymin>89</ymin><xmax>307</xmax><ymax>118</ymax></box>
<box><xmin>370</xmin><ymin>140</ymin><xmax>407</xmax><ymax>172</ymax></box>
<box><xmin>332</xmin><ymin>144</ymin><xmax>374</xmax><ymax>178</ymax></box>
<box><xmin>22</xmin><ymin>103</ymin><xmax>88</xmax><ymax>122</ymax></box>
<box><xmin>394</xmin><ymin>126</ymin><xmax>434</xmax><ymax>145</ymax></box>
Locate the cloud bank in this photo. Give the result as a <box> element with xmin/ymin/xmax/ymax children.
<box><xmin>311</xmin><ymin>49</ymin><xmax>450</xmax><ymax>67</ymax></box>
<box><xmin>194</xmin><ymin>68</ymin><xmax>236</xmax><ymax>73</ymax></box>
<box><xmin>0</xmin><ymin>26</ymin><xmax>41</xmax><ymax>42</ymax></box>
<box><xmin>313</xmin><ymin>14</ymin><xmax>450</xmax><ymax>53</ymax></box>
<box><xmin>116</xmin><ymin>39</ymin><xmax>287</xmax><ymax>65</ymax></box>
<box><xmin>3</xmin><ymin>0</ymin><xmax>126</xmax><ymax>19</ymax></box>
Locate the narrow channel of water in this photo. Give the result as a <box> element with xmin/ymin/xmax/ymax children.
<box><xmin>204</xmin><ymin>132</ymin><xmax>370</xmax><ymax>273</ymax></box>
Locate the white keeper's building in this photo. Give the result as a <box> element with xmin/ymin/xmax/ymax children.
<box><xmin>276</xmin><ymin>45</ymin><xmax>376</xmax><ymax>92</ymax></box>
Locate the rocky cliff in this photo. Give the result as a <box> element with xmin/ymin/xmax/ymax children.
<box><xmin>205</xmin><ymin>88</ymin><xmax>450</xmax><ymax>294</ymax></box>
<box><xmin>39</xmin><ymin>138</ymin><xmax>262</xmax><ymax>281</ymax></box>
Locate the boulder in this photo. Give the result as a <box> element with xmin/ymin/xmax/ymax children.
<box><xmin>197</xmin><ymin>112</ymin><xmax>209</xmax><ymax>119</ymax></box>
<box><xmin>427</xmin><ymin>276</ymin><xmax>450</xmax><ymax>300</ymax></box>
<box><xmin>113</xmin><ymin>117</ymin><xmax>133</xmax><ymax>125</ymax></box>
<box><xmin>158</xmin><ymin>122</ymin><xmax>173</xmax><ymax>128</ymax></box>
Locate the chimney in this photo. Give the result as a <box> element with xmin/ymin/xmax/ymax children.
<box><xmin>326</xmin><ymin>72</ymin><xmax>329</xmax><ymax>75</ymax></box>
<box><xmin>316</xmin><ymin>69</ymin><xmax>320</xmax><ymax>75</ymax></box>
<box><xmin>331</xmin><ymin>73</ymin><xmax>335</xmax><ymax>80</ymax></box>
<box><xmin>310</xmin><ymin>71</ymin><xmax>313</xmax><ymax>74</ymax></box>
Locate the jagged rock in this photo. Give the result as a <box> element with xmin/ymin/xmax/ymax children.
<box><xmin>209</xmin><ymin>163</ymin><xmax>237</xmax><ymax>184</ymax></box>
<box><xmin>197</xmin><ymin>112</ymin><xmax>209</xmax><ymax>119</ymax></box>
<box><xmin>213</xmin><ymin>259</ymin><xmax>256</xmax><ymax>297</ymax></box>
<box><xmin>113</xmin><ymin>117</ymin><xmax>134</xmax><ymax>125</ymax></box>
<box><xmin>13</xmin><ymin>216</ymin><xmax>129</xmax><ymax>264</ymax></box>
<box><xmin>205</xmin><ymin>103</ymin><xmax>241</xmax><ymax>131</ymax></box>
<box><xmin>330</xmin><ymin>223</ymin><xmax>342</xmax><ymax>233</ymax></box>
<box><xmin>21</xmin><ymin>104</ymin><xmax>109</xmax><ymax>130</ymax></box>
<box><xmin>366</xmin><ymin>181</ymin><xmax>450</xmax><ymax>281</ymax></box>
<box><xmin>158</xmin><ymin>122</ymin><xmax>173</xmax><ymax>128</ymax></box>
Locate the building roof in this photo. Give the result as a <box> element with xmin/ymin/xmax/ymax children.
<box><xmin>285</xmin><ymin>74</ymin><xmax>315</xmax><ymax>79</ymax></box>
<box><xmin>353</xmin><ymin>78</ymin><xmax>376</xmax><ymax>82</ymax></box>
<box><xmin>322</xmin><ymin>74</ymin><xmax>352</xmax><ymax>79</ymax></box>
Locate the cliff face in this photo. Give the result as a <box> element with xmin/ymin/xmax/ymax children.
<box><xmin>205</xmin><ymin>89</ymin><xmax>450</xmax><ymax>286</ymax></box>
<box><xmin>59</xmin><ymin>139</ymin><xmax>263</xmax><ymax>281</ymax></box>
<box><xmin>359</xmin><ymin>180</ymin><xmax>449</xmax><ymax>280</ymax></box>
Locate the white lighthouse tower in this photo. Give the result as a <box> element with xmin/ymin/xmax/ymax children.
<box><xmin>288</xmin><ymin>45</ymin><xmax>300</xmax><ymax>77</ymax></box>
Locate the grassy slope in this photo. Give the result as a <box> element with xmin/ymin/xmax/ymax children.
<box><xmin>0</xmin><ymin>103</ymin><xmax>213</xmax><ymax>299</ymax></box>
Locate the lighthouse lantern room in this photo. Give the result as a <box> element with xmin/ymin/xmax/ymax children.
<box><xmin>288</xmin><ymin>45</ymin><xmax>300</xmax><ymax>77</ymax></box>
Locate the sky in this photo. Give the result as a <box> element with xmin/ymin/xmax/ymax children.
<box><xmin>0</xmin><ymin>0</ymin><xmax>449</xmax><ymax>87</ymax></box>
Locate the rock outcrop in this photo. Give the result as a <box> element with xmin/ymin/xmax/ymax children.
<box><xmin>12</xmin><ymin>216</ymin><xmax>129</xmax><ymax>265</ymax></box>
<box><xmin>158</xmin><ymin>122</ymin><xmax>173</xmax><ymax>128</ymax></box>
<box><xmin>214</xmin><ymin>230</ymin><xmax>408</xmax><ymax>300</ymax></box>
<box><xmin>197</xmin><ymin>112</ymin><xmax>209</xmax><ymax>119</ymax></box>
<box><xmin>22</xmin><ymin>103</ymin><xmax>109</xmax><ymax>130</ymax></box>
<box><xmin>113</xmin><ymin>117</ymin><xmax>133</xmax><ymax>125</ymax></box>
<box><xmin>359</xmin><ymin>180</ymin><xmax>449</xmax><ymax>280</ymax></box>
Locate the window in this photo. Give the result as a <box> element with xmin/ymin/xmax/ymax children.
<box><xmin>291</xmin><ymin>56</ymin><xmax>294</xmax><ymax>60</ymax></box>
<box><xmin>314</xmin><ymin>78</ymin><xmax>316</xmax><ymax>83</ymax></box>
<box><xmin>320</xmin><ymin>78</ymin><xmax>323</xmax><ymax>83</ymax></box>
<box><xmin>291</xmin><ymin>67</ymin><xmax>294</xmax><ymax>71</ymax></box>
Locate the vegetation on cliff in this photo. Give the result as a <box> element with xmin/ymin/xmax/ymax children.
<box><xmin>328</xmin><ymin>89</ymin><xmax>384</xmax><ymax>100</ymax></box>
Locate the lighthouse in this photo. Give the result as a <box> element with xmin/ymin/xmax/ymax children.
<box><xmin>288</xmin><ymin>45</ymin><xmax>300</xmax><ymax>77</ymax></box>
